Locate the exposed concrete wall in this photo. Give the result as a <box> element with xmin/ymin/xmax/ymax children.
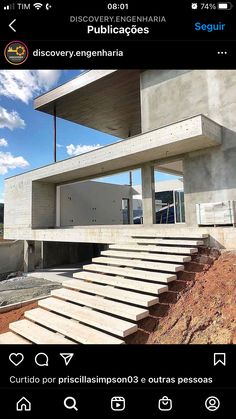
<box><xmin>59</xmin><ymin>181</ymin><xmax>133</xmax><ymax>226</ymax></box>
<box><xmin>23</xmin><ymin>240</ymin><xmax>43</xmax><ymax>272</ymax></box>
<box><xmin>0</xmin><ymin>240</ymin><xmax>24</xmax><ymax>274</ymax></box>
<box><xmin>141</xmin><ymin>70</ymin><xmax>236</xmax><ymax>132</ymax></box>
<box><xmin>141</xmin><ymin>70</ymin><xmax>236</xmax><ymax>226</ymax></box>
<box><xmin>141</xmin><ymin>70</ymin><xmax>208</xmax><ymax>132</ymax></box>
<box><xmin>3</xmin><ymin>225</ymin><xmax>236</xmax><ymax>250</ymax></box>
<box><xmin>183</xmin><ymin>127</ymin><xmax>236</xmax><ymax>225</ymax></box>
<box><xmin>32</xmin><ymin>181</ymin><xmax>56</xmax><ymax>228</ymax></box>
<box><xmin>4</xmin><ymin>176</ymin><xmax>32</xmax><ymax>230</ymax></box>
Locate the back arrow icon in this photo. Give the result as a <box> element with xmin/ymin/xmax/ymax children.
<box><xmin>9</xmin><ymin>19</ymin><xmax>16</xmax><ymax>32</ymax></box>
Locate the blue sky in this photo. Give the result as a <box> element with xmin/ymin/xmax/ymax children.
<box><xmin>0</xmin><ymin>70</ymin><xmax>175</xmax><ymax>202</ymax></box>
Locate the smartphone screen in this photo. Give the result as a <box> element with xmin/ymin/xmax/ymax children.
<box><xmin>0</xmin><ymin>1</ymin><xmax>235</xmax><ymax>417</ymax></box>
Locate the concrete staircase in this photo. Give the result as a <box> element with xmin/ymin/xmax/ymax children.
<box><xmin>0</xmin><ymin>233</ymin><xmax>208</xmax><ymax>344</ymax></box>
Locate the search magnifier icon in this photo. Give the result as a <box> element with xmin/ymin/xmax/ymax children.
<box><xmin>64</xmin><ymin>396</ymin><xmax>78</xmax><ymax>411</ymax></box>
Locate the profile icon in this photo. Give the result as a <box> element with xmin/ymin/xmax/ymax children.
<box><xmin>205</xmin><ymin>396</ymin><xmax>220</xmax><ymax>411</ymax></box>
<box><xmin>4</xmin><ymin>40</ymin><xmax>29</xmax><ymax>65</ymax></box>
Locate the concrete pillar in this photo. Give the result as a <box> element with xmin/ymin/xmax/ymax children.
<box><xmin>141</xmin><ymin>164</ymin><xmax>156</xmax><ymax>224</ymax></box>
<box><xmin>129</xmin><ymin>188</ymin><xmax>134</xmax><ymax>224</ymax></box>
<box><xmin>39</xmin><ymin>241</ymin><xmax>44</xmax><ymax>269</ymax></box>
<box><xmin>23</xmin><ymin>240</ymin><xmax>35</xmax><ymax>272</ymax></box>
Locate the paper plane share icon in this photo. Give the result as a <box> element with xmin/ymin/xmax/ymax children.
<box><xmin>60</xmin><ymin>353</ymin><xmax>74</xmax><ymax>366</ymax></box>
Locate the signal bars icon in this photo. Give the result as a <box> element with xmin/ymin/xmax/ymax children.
<box><xmin>4</xmin><ymin>3</ymin><xmax>15</xmax><ymax>10</ymax></box>
<box><xmin>3</xmin><ymin>2</ymin><xmax>52</xmax><ymax>11</ymax></box>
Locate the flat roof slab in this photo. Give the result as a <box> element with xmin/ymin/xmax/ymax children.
<box><xmin>34</xmin><ymin>70</ymin><xmax>141</xmax><ymax>138</ymax></box>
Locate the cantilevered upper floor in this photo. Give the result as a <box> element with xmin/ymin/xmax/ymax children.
<box><xmin>4</xmin><ymin>114</ymin><xmax>222</xmax><ymax>239</ymax></box>
<box><xmin>34</xmin><ymin>70</ymin><xmax>142</xmax><ymax>138</ymax></box>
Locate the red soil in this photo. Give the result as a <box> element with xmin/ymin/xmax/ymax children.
<box><xmin>126</xmin><ymin>251</ymin><xmax>236</xmax><ymax>344</ymax></box>
<box><xmin>0</xmin><ymin>303</ymin><xmax>37</xmax><ymax>334</ymax></box>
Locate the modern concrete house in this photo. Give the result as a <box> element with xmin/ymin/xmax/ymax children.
<box><xmin>2</xmin><ymin>69</ymin><xmax>236</xmax><ymax>344</ymax></box>
<box><xmin>4</xmin><ymin>70</ymin><xmax>236</xmax><ymax>250</ymax></box>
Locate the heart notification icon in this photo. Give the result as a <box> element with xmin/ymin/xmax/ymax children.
<box><xmin>9</xmin><ymin>353</ymin><xmax>24</xmax><ymax>366</ymax></box>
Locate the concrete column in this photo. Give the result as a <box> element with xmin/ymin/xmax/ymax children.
<box><xmin>23</xmin><ymin>240</ymin><xmax>35</xmax><ymax>273</ymax></box>
<box><xmin>39</xmin><ymin>241</ymin><xmax>44</xmax><ymax>269</ymax></box>
<box><xmin>141</xmin><ymin>164</ymin><xmax>156</xmax><ymax>224</ymax></box>
<box><xmin>129</xmin><ymin>188</ymin><xmax>134</xmax><ymax>224</ymax></box>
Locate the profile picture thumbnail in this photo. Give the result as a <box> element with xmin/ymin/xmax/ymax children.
<box><xmin>4</xmin><ymin>40</ymin><xmax>29</xmax><ymax>65</ymax></box>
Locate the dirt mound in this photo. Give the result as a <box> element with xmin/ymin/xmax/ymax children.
<box><xmin>126</xmin><ymin>251</ymin><xmax>236</xmax><ymax>344</ymax></box>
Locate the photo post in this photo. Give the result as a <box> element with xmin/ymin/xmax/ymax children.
<box><xmin>0</xmin><ymin>1</ymin><xmax>235</xmax><ymax>417</ymax></box>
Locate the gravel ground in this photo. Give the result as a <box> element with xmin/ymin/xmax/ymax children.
<box><xmin>0</xmin><ymin>276</ymin><xmax>61</xmax><ymax>307</ymax></box>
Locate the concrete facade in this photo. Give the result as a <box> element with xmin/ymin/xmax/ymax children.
<box><xmin>140</xmin><ymin>70</ymin><xmax>236</xmax><ymax>225</ymax></box>
<box><xmin>4</xmin><ymin>69</ymin><xmax>236</xmax><ymax>250</ymax></box>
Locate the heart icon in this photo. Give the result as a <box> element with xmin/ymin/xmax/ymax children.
<box><xmin>9</xmin><ymin>353</ymin><xmax>24</xmax><ymax>366</ymax></box>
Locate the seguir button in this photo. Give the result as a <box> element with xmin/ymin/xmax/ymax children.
<box><xmin>195</xmin><ymin>22</ymin><xmax>226</xmax><ymax>32</ymax></box>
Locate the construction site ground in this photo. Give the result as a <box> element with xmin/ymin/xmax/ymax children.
<box><xmin>0</xmin><ymin>251</ymin><xmax>236</xmax><ymax>344</ymax></box>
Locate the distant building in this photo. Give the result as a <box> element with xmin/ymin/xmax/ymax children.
<box><xmin>133</xmin><ymin>179</ymin><xmax>184</xmax><ymax>224</ymax></box>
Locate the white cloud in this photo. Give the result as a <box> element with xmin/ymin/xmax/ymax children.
<box><xmin>0</xmin><ymin>151</ymin><xmax>29</xmax><ymax>175</ymax></box>
<box><xmin>0</xmin><ymin>70</ymin><xmax>62</xmax><ymax>104</ymax></box>
<box><xmin>0</xmin><ymin>138</ymin><xmax>8</xmax><ymax>147</ymax></box>
<box><xmin>66</xmin><ymin>143</ymin><xmax>102</xmax><ymax>156</ymax></box>
<box><xmin>56</xmin><ymin>143</ymin><xmax>64</xmax><ymax>148</ymax></box>
<box><xmin>0</xmin><ymin>106</ymin><xmax>25</xmax><ymax>130</ymax></box>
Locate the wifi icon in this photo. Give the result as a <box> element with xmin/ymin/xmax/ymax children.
<box><xmin>33</xmin><ymin>2</ymin><xmax>43</xmax><ymax>9</ymax></box>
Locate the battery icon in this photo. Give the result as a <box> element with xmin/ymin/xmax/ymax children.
<box><xmin>217</xmin><ymin>2</ymin><xmax>233</xmax><ymax>9</ymax></box>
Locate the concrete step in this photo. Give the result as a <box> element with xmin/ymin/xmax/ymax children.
<box><xmin>64</xmin><ymin>279</ymin><xmax>159</xmax><ymax>307</ymax></box>
<box><xmin>9</xmin><ymin>319</ymin><xmax>74</xmax><ymax>344</ymax></box>
<box><xmin>51</xmin><ymin>288</ymin><xmax>149</xmax><ymax>321</ymax></box>
<box><xmin>74</xmin><ymin>271</ymin><xmax>168</xmax><ymax>294</ymax></box>
<box><xmin>101</xmin><ymin>249</ymin><xmax>191</xmax><ymax>263</ymax></box>
<box><xmin>132</xmin><ymin>233</ymin><xmax>208</xmax><ymax>239</ymax></box>
<box><xmin>92</xmin><ymin>256</ymin><xmax>184</xmax><ymax>273</ymax></box>
<box><xmin>109</xmin><ymin>244</ymin><xmax>198</xmax><ymax>255</ymax></box>
<box><xmin>39</xmin><ymin>297</ymin><xmax>137</xmax><ymax>338</ymax></box>
<box><xmin>25</xmin><ymin>308</ymin><xmax>124</xmax><ymax>344</ymax></box>
<box><xmin>0</xmin><ymin>331</ymin><xmax>31</xmax><ymax>344</ymax></box>
<box><xmin>133</xmin><ymin>238</ymin><xmax>204</xmax><ymax>246</ymax></box>
<box><xmin>84</xmin><ymin>263</ymin><xmax>176</xmax><ymax>283</ymax></box>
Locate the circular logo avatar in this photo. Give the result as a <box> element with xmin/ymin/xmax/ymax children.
<box><xmin>4</xmin><ymin>40</ymin><xmax>29</xmax><ymax>65</ymax></box>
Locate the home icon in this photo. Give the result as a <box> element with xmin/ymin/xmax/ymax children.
<box><xmin>16</xmin><ymin>397</ymin><xmax>31</xmax><ymax>412</ymax></box>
